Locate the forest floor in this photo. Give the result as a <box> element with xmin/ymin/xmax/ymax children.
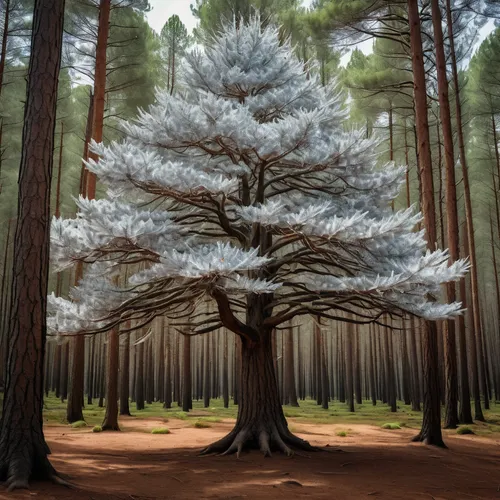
<box><xmin>2</xmin><ymin>398</ymin><xmax>500</xmax><ymax>499</ymax></box>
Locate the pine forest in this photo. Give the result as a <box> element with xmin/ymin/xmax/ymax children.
<box><xmin>0</xmin><ymin>1</ymin><xmax>500</xmax><ymax>498</ymax></box>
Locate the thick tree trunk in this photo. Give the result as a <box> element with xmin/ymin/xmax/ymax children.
<box><xmin>0</xmin><ymin>0</ymin><xmax>65</xmax><ymax>489</ymax></box>
<box><xmin>102</xmin><ymin>327</ymin><xmax>119</xmax><ymax>430</ymax></box>
<box><xmin>201</xmin><ymin>333</ymin><xmax>316</xmax><ymax>457</ymax></box>
<box><xmin>407</xmin><ymin>0</ymin><xmax>444</xmax><ymax>446</ymax></box>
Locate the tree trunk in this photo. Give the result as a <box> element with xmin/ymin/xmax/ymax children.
<box><xmin>203</xmin><ymin>334</ymin><xmax>210</xmax><ymax>408</ymax></box>
<box><xmin>163</xmin><ymin>336</ymin><xmax>172</xmax><ymax>409</ymax></box>
<box><xmin>201</xmin><ymin>333</ymin><xmax>315</xmax><ymax>457</ymax></box>
<box><xmin>431</xmin><ymin>0</ymin><xmax>459</xmax><ymax>429</ymax></box>
<box><xmin>346</xmin><ymin>321</ymin><xmax>355</xmax><ymax>412</ymax></box>
<box><xmin>407</xmin><ymin>0</ymin><xmax>444</xmax><ymax>446</ymax></box>
<box><xmin>285</xmin><ymin>326</ymin><xmax>299</xmax><ymax>407</ymax></box>
<box><xmin>182</xmin><ymin>334</ymin><xmax>192</xmax><ymax>412</ymax></box>
<box><xmin>222</xmin><ymin>330</ymin><xmax>229</xmax><ymax>408</ymax></box>
<box><xmin>135</xmin><ymin>341</ymin><xmax>144</xmax><ymax>411</ymax></box>
<box><xmin>443</xmin><ymin>0</ymin><xmax>476</xmax><ymax>424</ymax></box>
<box><xmin>102</xmin><ymin>326</ymin><xmax>119</xmax><ymax>431</ymax></box>
<box><xmin>0</xmin><ymin>0</ymin><xmax>10</xmax><ymax>94</ymax></box>
<box><xmin>120</xmin><ymin>332</ymin><xmax>131</xmax><ymax>416</ymax></box>
<box><xmin>0</xmin><ymin>0</ymin><xmax>65</xmax><ymax>489</ymax></box>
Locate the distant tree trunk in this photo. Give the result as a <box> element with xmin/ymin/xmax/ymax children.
<box><xmin>203</xmin><ymin>334</ymin><xmax>210</xmax><ymax>408</ymax></box>
<box><xmin>146</xmin><ymin>339</ymin><xmax>153</xmax><ymax>405</ymax></box>
<box><xmin>462</xmin><ymin>222</ymin><xmax>484</xmax><ymax>421</ymax></box>
<box><xmin>0</xmin><ymin>0</ymin><xmax>65</xmax><ymax>488</ymax></box>
<box><xmin>102</xmin><ymin>326</ymin><xmax>119</xmax><ymax>431</ymax></box>
<box><xmin>182</xmin><ymin>335</ymin><xmax>192</xmax><ymax>412</ymax></box>
<box><xmin>135</xmin><ymin>341</ymin><xmax>144</xmax><ymax>411</ymax></box>
<box><xmin>0</xmin><ymin>0</ymin><xmax>10</xmax><ymax>93</ymax></box>
<box><xmin>0</xmin><ymin>219</ymin><xmax>12</xmax><ymax>386</ymax></box>
<box><xmin>407</xmin><ymin>0</ymin><xmax>444</xmax><ymax>446</ymax></box>
<box><xmin>98</xmin><ymin>339</ymin><xmax>106</xmax><ymax>408</ymax></box>
<box><xmin>354</xmin><ymin>326</ymin><xmax>362</xmax><ymax>405</ymax></box>
<box><xmin>408</xmin><ymin>317</ymin><xmax>421</xmax><ymax>411</ymax></box>
<box><xmin>120</xmin><ymin>332</ymin><xmax>131</xmax><ymax>416</ymax></box>
<box><xmin>384</xmin><ymin>324</ymin><xmax>397</xmax><ymax>412</ymax></box>
<box><xmin>369</xmin><ymin>324</ymin><xmax>377</xmax><ymax>405</ymax></box>
<box><xmin>158</xmin><ymin>322</ymin><xmax>165</xmax><ymax>404</ymax></box>
<box><xmin>163</xmin><ymin>334</ymin><xmax>172</xmax><ymax>409</ymax></box>
<box><xmin>444</xmin><ymin>0</ymin><xmax>477</xmax><ymax>424</ymax></box>
<box><xmin>431</xmin><ymin>0</ymin><xmax>459</xmax><ymax>429</ymax></box>
<box><xmin>222</xmin><ymin>330</ymin><xmax>229</xmax><ymax>408</ymax></box>
<box><xmin>285</xmin><ymin>326</ymin><xmax>299</xmax><ymax>407</ymax></box>
<box><xmin>86</xmin><ymin>336</ymin><xmax>95</xmax><ymax>405</ymax></box>
<box><xmin>345</xmin><ymin>321</ymin><xmax>355</xmax><ymax>412</ymax></box>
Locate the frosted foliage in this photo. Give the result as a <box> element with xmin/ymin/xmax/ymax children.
<box><xmin>48</xmin><ymin>18</ymin><xmax>468</xmax><ymax>336</ymax></box>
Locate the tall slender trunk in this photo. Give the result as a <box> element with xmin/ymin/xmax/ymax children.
<box><xmin>285</xmin><ymin>326</ymin><xmax>299</xmax><ymax>407</ymax></box>
<box><xmin>222</xmin><ymin>330</ymin><xmax>229</xmax><ymax>408</ymax></box>
<box><xmin>163</xmin><ymin>334</ymin><xmax>172</xmax><ymax>409</ymax></box>
<box><xmin>0</xmin><ymin>219</ymin><xmax>12</xmax><ymax>385</ymax></box>
<box><xmin>0</xmin><ymin>0</ymin><xmax>10</xmax><ymax>94</ymax></box>
<box><xmin>119</xmin><ymin>331</ymin><xmax>131</xmax><ymax>416</ymax></box>
<box><xmin>346</xmin><ymin>321</ymin><xmax>355</xmax><ymax>412</ymax></box>
<box><xmin>102</xmin><ymin>326</ymin><xmax>119</xmax><ymax>431</ymax></box>
<box><xmin>444</xmin><ymin>0</ymin><xmax>477</xmax><ymax>423</ymax></box>
<box><xmin>203</xmin><ymin>334</ymin><xmax>210</xmax><ymax>407</ymax></box>
<box><xmin>431</xmin><ymin>0</ymin><xmax>459</xmax><ymax>429</ymax></box>
<box><xmin>135</xmin><ymin>340</ymin><xmax>144</xmax><ymax>411</ymax></box>
<box><xmin>182</xmin><ymin>334</ymin><xmax>192</xmax><ymax>412</ymax></box>
<box><xmin>407</xmin><ymin>0</ymin><xmax>444</xmax><ymax>446</ymax></box>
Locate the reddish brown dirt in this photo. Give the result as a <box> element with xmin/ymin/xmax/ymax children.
<box><xmin>1</xmin><ymin>417</ymin><xmax>500</xmax><ymax>500</ymax></box>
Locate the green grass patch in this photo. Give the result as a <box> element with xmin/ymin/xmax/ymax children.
<box><xmin>92</xmin><ymin>425</ymin><xmax>102</xmax><ymax>433</ymax></box>
<box><xmin>457</xmin><ymin>426</ymin><xmax>475</xmax><ymax>435</ymax></box>
<box><xmin>336</xmin><ymin>430</ymin><xmax>348</xmax><ymax>437</ymax></box>
<box><xmin>71</xmin><ymin>420</ymin><xmax>87</xmax><ymax>428</ymax></box>
<box><xmin>381</xmin><ymin>422</ymin><xmax>401</xmax><ymax>430</ymax></box>
<box><xmin>193</xmin><ymin>421</ymin><xmax>211</xmax><ymax>429</ymax></box>
<box><xmin>151</xmin><ymin>427</ymin><xmax>170</xmax><ymax>434</ymax></box>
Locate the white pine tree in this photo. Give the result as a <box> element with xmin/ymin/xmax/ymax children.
<box><xmin>48</xmin><ymin>19</ymin><xmax>467</xmax><ymax>456</ymax></box>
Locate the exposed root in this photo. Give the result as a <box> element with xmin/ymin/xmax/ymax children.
<box><xmin>200</xmin><ymin>424</ymin><xmax>322</xmax><ymax>458</ymax></box>
<box><xmin>411</xmin><ymin>433</ymin><xmax>447</xmax><ymax>448</ymax></box>
<box><xmin>259</xmin><ymin>430</ymin><xmax>272</xmax><ymax>458</ymax></box>
<box><xmin>199</xmin><ymin>432</ymin><xmax>237</xmax><ymax>456</ymax></box>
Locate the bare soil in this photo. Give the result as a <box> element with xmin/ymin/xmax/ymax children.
<box><xmin>1</xmin><ymin>417</ymin><xmax>499</xmax><ymax>500</ymax></box>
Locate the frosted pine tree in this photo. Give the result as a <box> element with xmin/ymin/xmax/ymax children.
<box><xmin>49</xmin><ymin>19</ymin><xmax>467</xmax><ymax>456</ymax></box>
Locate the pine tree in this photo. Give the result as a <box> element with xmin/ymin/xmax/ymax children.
<box><xmin>49</xmin><ymin>19</ymin><xmax>467</xmax><ymax>457</ymax></box>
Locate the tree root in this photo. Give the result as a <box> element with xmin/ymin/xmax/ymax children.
<box><xmin>411</xmin><ymin>433</ymin><xmax>447</xmax><ymax>448</ymax></box>
<box><xmin>1</xmin><ymin>457</ymin><xmax>74</xmax><ymax>492</ymax></box>
<box><xmin>200</xmin><ymin>424</ymin><xmax>324</xmax><ymax>458</ymax></box>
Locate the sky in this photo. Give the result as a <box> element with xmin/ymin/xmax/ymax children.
<box><xmin>145</xmin><ymin>0</ymin><xmax>367</xmax><ymax>66</ymax></box>
<box><xmin>145</xmin><ymin>1</ymin><xmax>492</xmax><ymax>67</ymax></box>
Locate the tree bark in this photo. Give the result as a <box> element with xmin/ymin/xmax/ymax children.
<box><xmin>444</xmin><ymin>0</ymin><xmax>477</xmax><ymax>424</ymax></box>
<box><xmin>135</xmin><ymin>341</ymin><xmax>144</xmax><ymax>411</ymax></box>
<box><xmin>203</xmin><ymin>334</ymin><xmax>210</xmax><ymax>408</ymax></box>
<box><xmin>182</xmin><ymin>334</ymin><xmax>192</xmax><ymax>412</ymax></box>
<box><xmin>119</xmin><ymin>332</ymin><xmax>131</xmax><ymax>416</ymax></box>
<box><xmin>200</xmin><ymin>332</ymin><xmax>316</xmax><ymax>457</ymax></box>
<box><xmin>102</xmin><ymin>326</ymin><xmax>119</xmax><ymax>431</ymax></box>
<box><xmin>430</xmin><ymin>0</ymin><xmax>459</xmax><ymax>429</ymax></box>
<box><xmin>0</xmin><ymin>0</ymin><xmax>65</xmax><ymax>489</ymax></box>
<box><xmin>407</xmin><ymin>0</ymin><xmax>444</xmax><ymax>446</ymax></box>
<box><xmin>285</xmin><ymin>326</ymin><xmax>299</xmax><ymax>407</ymax></box>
